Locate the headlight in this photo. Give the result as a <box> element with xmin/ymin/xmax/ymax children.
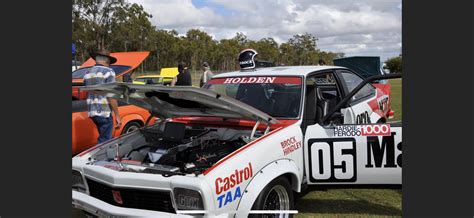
<box><xmin>72</xmin><ymin>170</ymin><xmax>86</xmax><ymax>192</ymax></box>
<box><xmin>173</xmin><ymin>188</ymin><xmax>204</xmax><ymax>210</ymax></box>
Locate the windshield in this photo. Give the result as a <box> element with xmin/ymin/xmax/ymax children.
<box><xmin>204</xmin><ymin>76</ymin><xmax>302</xmax><ymax>118</ymax></box>
<box><xmin>135</xmin><ymin>77</ymin><xmax>163</xmax><ymax>84</ymax></box>
<box><xmin>72</xmin><ymin>65</ymin><xmax>132</xmax><ymax>79</ymax></box>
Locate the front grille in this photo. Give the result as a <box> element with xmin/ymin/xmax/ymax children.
<box><xmin>86</xmin><ymin>178</ymin><xmax>175</xmax><ymax>213</ymax></box>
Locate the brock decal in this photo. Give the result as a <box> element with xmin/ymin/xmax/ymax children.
<box><xmin>215</xmin><ymin>162</ymin><xmax>253</xmax><ymax>208</ymax></box>
<box><xmin>280</xmin><ymin>136</ymin><xmax>302</xmax><ymax>155</ymax></box>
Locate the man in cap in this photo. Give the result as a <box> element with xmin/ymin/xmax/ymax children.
<box><xmin>172</xmin><ymin>62</ymin><xmax>192</xmax><ymax>86</ymax></box>
<box><xmin>199</xmin><ymin>62</ymin><xmax>214</xmax><ymax>87</ymax></box>
<box><xmin>83</xmin><ymin>50</ymin><xmax>122</xmax><ymax>144</ymax></box>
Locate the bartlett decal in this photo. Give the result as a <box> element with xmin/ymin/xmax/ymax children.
<box><xmin>215</xmin><ymin>162</ymin><xmax>253</xmax><ymax>208</ymax></box>
<box><xmin>334</xmin><ymin>124</ymin><xmax>391</xmax><ymax>137</ymax></box>
<box><xmin>280</xmin><ymin>136</ymin><xmax>302</xmax><ymax>156</ymax></box>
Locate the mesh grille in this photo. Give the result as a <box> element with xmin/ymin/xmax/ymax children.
<box><xmin>86</xmin><ymin>178</ymin><xmax>175</xmax><ymax>213</ymax></box>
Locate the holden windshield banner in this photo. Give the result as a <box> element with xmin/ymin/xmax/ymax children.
<box><xmin>208</xmin><ymin>76</ymin><xmax>302</xmax><ymax>85</ymax></box>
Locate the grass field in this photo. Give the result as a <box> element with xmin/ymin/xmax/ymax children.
<box><xmin>73</xmin><ymin>75</ymin><xmax>402</xmax><ymax>217</ymax></box>
<box><xmin>295</xmin><ymin>187</ymin><xmax>402</xmax><ymax>217</ymax></box>
<box><xmin>388</xmin><ymin>79</ymin><xmax>402</xmax><ymax>121</ymax></box>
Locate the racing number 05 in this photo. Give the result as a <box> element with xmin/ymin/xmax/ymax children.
<box><xmin>308</xmin><ymin>138</ymin><xmax>357</xmax><ymax>183</ymax></box>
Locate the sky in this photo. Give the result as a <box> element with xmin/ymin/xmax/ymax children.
<box><xmin>128</xmin><ymin>0</ymin><xmax>401</xmax><ymax>61</ymax></box>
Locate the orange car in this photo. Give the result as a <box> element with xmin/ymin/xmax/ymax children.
<box><xmin>72</xmin><ymin>100</ymin><xmax>154</xmax><ymax>155</ymax></box>
<box><xmin>72</xmin><ymin>51</ymin><xmax>150</xmax><ymax>100</ymax></box>
<box><xmin>72</xmin><ymin>51</ymin><xmax>154</xmax><ymax>155</ymax></box>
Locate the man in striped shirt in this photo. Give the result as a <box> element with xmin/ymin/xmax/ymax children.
<box><xmin>84</xmin><ymin>50</ymin><xmax>122</xmax><ymax>144</ymax></box>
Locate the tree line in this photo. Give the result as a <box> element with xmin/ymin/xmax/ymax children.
<box><xmin>72</xmin><ymin>0</ymin><xmax>346</xmax><ymax>72</ymax></box>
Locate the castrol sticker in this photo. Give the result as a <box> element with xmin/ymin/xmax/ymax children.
<box><xmin>214</xmin><ymin>162</ymin><xmax>253</xmax><ymax>208</ymax></box>
<box><xmin>334</xmin><ymin>124</ymin><xmax>391</xmax><ymax>137</ymax></box>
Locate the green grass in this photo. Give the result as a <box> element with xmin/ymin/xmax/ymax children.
<box><xmin>388</xmin><ymin>79</ymin><xmax>402</xmax><ymax>121</ymax></box>
<box><xmin>295</xmin><ymin>187</ymin><xmax>402</xmax><ymax>217</ymax></box>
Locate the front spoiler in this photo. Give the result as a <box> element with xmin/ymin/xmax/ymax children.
<box><xmin>72</xmin><ymin>190</ymin><xmax>190</xmax><ymax>217</ymax></box>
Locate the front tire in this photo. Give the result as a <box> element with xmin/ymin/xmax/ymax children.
<box><xmin>121</xmin><ymin>121</ymin><xmax>142</xmax><ymax>134</ymax></box>
<box><xmin>251</xmin><ymin>176</ymin><xmax>294</xmax><ymax>218</ymax></box>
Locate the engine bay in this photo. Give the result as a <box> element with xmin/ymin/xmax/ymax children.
<box><xmin>88</xmin><ymin>121</ymin><xmax>259</xmax><ymax>175</ymax></box>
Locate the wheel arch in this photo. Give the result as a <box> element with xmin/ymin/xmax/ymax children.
<box><xmin>235</xmin><ymin>159</ymin><xmax>301</xmax><ymax>218</ymax></box>
<box><xmin>113</xmin><ymin>114</ymin><xmax>145</xmax><ymax>136</ymax></box>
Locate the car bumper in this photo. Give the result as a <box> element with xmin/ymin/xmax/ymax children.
<box><xmin>72</xmin><ymin>190</ymin><xmax>190</xmax><ymax>217</ymax></box>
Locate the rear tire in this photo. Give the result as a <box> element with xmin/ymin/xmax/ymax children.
<box><xmin>251</xmin><ymin>176</ymin><xmax>294</xmax><ymax>218</ymax></box>
<box><xmin>121</xmin><ymin>121</ymin><xmax>142</xmax><ymax>134</ymax></box>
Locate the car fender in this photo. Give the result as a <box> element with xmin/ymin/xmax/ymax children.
<box><xmin>235</xmin><ymin>159</ymin><xmax>301</xmax><ymax>218</ymax></box>
<box><xmin>113</xmin><ymin>113</ymin><xmax>145</xmax><ymax>136</ymax></box>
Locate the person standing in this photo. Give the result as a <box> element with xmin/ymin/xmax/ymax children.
<box><xmin>318</xmin><ymin>59</ymin><xmax>327</xmax><ymax>66</ymax></box>
<box><xmin>199</xmin><ymin>62</ymin><xmax>214</xmax><ymax>87</ymax></box>
<box><xmin>173</xmin><ymin>62</ymin><xmax>192</xmax><ymax>86</ymax></box>
<box><xmin>84</xmin><ymin>50</ymin><xmax>122</xmax><ymax>144</ymax></box>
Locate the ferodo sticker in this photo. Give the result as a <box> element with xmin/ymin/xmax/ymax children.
<box><xmin>280</xmin><ymin>136</ymin><xmax>302</xmax><ymax>155</ymax></box>
<box><xmin>334</xmin><ymin>124</ymin><xmax>391</xmax><ymax>137</ymax></box>
<box><xmin>215</xmin><ymin>162</ymin><xmax>253</xmax><ymax>208</ymax></box>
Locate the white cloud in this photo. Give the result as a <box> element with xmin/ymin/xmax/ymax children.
<box><xmin>130</xmin><ymin>0</ymin><xmax>223</xmax><ymax>29</ymax></box>
<box><xmin>128</xmin><ymin>0</ymin><xmax>401</xmax><ymax>60</ymax></box>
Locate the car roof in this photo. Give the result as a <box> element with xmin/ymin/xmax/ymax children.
<box><xmin>212</xmin><ymin>65</ymin><xmax>347</xmax><ymax>78</ymax></box>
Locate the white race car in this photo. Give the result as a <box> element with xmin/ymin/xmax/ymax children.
<box><xmin>72</xmin><ymin>65</ymin><xmax>401</xmax><ymax>217</ymax></box>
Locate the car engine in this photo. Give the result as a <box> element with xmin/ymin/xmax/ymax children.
<box><xmin>92</xmin><ymin>122</ymin><xmax>250</xmax><ymax>175</ymax></box>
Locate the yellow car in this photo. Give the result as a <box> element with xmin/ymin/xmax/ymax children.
<box><xmin>133</xmin><ymin>67</ymin><xmax>179</xmax><ymax>85</ymax></box>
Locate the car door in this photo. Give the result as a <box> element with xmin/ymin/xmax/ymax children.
<box><xmin>72</xmin><ymin>100</ymin><xmax>99</xmax><ymax>155</ymax></box>
<box><xmin>302</xmin><ymin>76</ymin><xmax>402</xmax><ymax>185</ymax></box>
<box><xmin>336</xmin><ymin>70</ymin><xmax>380</xmax><ymax>124</ymax></box>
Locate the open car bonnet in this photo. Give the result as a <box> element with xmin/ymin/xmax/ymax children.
<box><xmin>79</xmin><ymin>51</ymin><xmax>150</xmax><ymax>78</ymax></box>
<box><xmin>81</xmin><ymin>83</ymin><xmax>279</xmax><ymax>125</ymax></box>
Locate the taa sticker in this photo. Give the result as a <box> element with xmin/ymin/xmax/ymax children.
<box><xmin>215</xmin><ymin>162</ymin><xmax>253</xmax><ymax>208</ymax></box>
<box><xmin>308</xmin><ymin>138</ymin><xmax>357</xmax><ymax>183</ymax></box>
